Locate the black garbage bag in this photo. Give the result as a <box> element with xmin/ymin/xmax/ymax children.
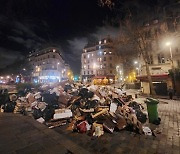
<box><xmin>78</xmin><ymin>88</ymin><xmax>88</xmax><ymax>98</ymax></box>
<box><xmin>42</xmin><ymin>106</ymin><xmax>55</xmax><ymax>121</ymax></box>
<box><xmin>85</xmin><ymin>100</ymin><xmax>98</xmax><ymax>109</ymax></box>
<box><xmin>3</xmin><ymin>101</ymin><xmax>16</xmax><ymax>112</ymax></box>
<box><xmin>87</xmin><ymin>91</ymin><xmax>94</xmax><ymax>98</ymax></box>
<box><xmin>135</xmin><ymin>110</ymin><xmax>147</xmax><ymax>123</ymax></box>
<box><xmin>128</xmin><ymin>101</ymin><xmax>141</xmax><ymax>110</ymax></box>
<box><xmin>64</xmin><ymin>84</ymin><xmax>72</xmax><ymax>92</ymax></box>
<box><xmin>41</xmin><ymin>92</ymin><xmax>59</xmax><ymax>108</ymax></box>
<box><xmin>32</xmin><ymin>108</ymin><xmax>43</xmax><ymax>119</ymax></box>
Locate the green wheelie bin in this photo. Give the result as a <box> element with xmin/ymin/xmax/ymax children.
<box><xmin>145</xmin><ymin>98</ymin><xmax>159</xmax><ymax>123</ymax></box>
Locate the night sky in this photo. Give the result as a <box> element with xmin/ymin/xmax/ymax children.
<box><xmin>0</xmin><ymin>0</ymin><xmax>174</xmax><ymax>74</ymax></box>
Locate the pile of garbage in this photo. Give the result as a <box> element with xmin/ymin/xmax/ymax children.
<box><xmin>0</xmin><ymin>81</ymin><xmax>150</xmax><ymax>137</ymax></box>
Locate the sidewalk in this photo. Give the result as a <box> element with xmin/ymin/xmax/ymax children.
<box><xmin>0</xmin><ymin>113</ymin><xmax>90</xmax><ymax>154</ymax></box>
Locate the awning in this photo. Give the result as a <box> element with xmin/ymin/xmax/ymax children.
<box><xmin>136</xmin><ymin>74</ymin><xmax>169</xmax><ymax>82</ymax></box>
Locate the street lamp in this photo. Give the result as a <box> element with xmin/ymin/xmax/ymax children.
<box><xmin>166</xmin><ymin>41</ymin><xmax>176</xmax><ymax>92</ymax></box>
<box><xmin>134</xmin><ymin>61</ymin><xmax>138</xmax><ymax>64</ymax></box>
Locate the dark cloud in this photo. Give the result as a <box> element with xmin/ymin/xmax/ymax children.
<box><xmin>0</xmin><ymin>47</ymin><xmax>24</xmax><ymax>68</ymax></box>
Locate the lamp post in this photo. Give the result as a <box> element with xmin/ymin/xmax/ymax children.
<box><xmin>166</xmin><ymin>42</ymin><xmax>176</xmax><ymax>92</ymax></box>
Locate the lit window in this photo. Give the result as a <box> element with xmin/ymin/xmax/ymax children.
<box><xmin>104</xmin><ymin>40</ymin><xmax>106</xmax><ymax>43</ymax></box>
<box><xmin>84</xmin><ymin>60</ymin><xmax>86</xmax><ymax>63</ymax></box>
<box><xmin>92</xmin><ymin>53</ymin><xmax>93</xmax><ymax>56</ymax></box>
<box><xmin>100</xmin><ymin>65</ymin><xmax>102</xmax><ymax>69</ymax></box>
<box><xmin>84</xmin><ymin>65</ymin><xmax>86</xmax><ymax>69</ymax></box>
<box><xmin>53</xmin><ymin>49</ymin><xmax>56</xmax><ymax>52</ymax></box>
<box><xmin>99</xmin><ymin>46</ymin><xmax>101</xmax><ymax>49</ymax></box>
<box><xmin>104</xmin><ymin>51</ymin><xmax>106</xmax><ymax>55</ymax></box>
<box><xmin>100</xmin><ymin>58</ymin><xmax>102</xmax><ymax>62</ymax></box>
<box><xmin>109</xmin><ymin>51</ymin><xmax>112</xmax><ymax>54</ymax></box>
<box><xmin>84</xmin><ymin>49</ymin><xmax>87</xmax><ymax>52</ymax></box>
<box><xmin>88</xmin><ymin>54</ymin><xmax>90</xmax><ymax>58</ymax></box>
<box><xmin>99</xmin><ymin>41</ymin><xmax>101</xmax><ymax>44</ymax></box>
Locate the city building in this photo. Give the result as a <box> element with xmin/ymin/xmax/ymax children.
<box><xmin>81</xmin><ymin>36</ymin><xmax>123</xmax><ymax>84</ymax></box>
<box><xmin>28</xmin><ymin>47</ymin><xmax>70</xmax><ymax>83</ymax></box>
<box><xmin>137</xmin><ymin>19</ymin><xmax>180</xmax><ymax>95</ymax></box>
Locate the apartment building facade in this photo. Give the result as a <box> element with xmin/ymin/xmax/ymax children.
<box><xmin>81</xmin><ymin>37</ymin><xmax>123</xmax><ymax>84</ymax></box>
<box><xmin>28</xmin><ymin>47</ymin><xmax>68</xmax><ymax>83</ymax></box>
<box><xmin>137</xmin><ymin>19</ymin><xmax>180</xmax><ymax>95</ymax></box>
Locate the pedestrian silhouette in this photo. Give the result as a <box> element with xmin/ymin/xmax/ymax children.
<box><xmin>168</xmin><ymin>86</ymin><xmax>174</xmax><ymax>100</ymax></box>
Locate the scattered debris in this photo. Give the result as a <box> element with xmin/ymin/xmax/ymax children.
<box><xmin>0</xmin><ymin>82</ymin><xmax>155</xmax><ymax>138</ymax></box>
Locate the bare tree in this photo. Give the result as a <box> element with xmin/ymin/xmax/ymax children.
<box><xmin>99</xmin><ymin>0</ymin><xmax>158</xmax><ymax>95</ymax></box>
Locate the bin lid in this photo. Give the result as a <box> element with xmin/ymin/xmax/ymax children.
<box><xmin>145</xmin><ymin>97</ymin><xmax>159</xmax><ymax>104</ymax></box>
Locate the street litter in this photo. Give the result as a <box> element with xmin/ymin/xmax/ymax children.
<box><xmin>0</xmin><ymin>82</ymin><xmax>155</xmax><ymax>138</ymax></box>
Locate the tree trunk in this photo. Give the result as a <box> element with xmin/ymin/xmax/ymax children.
<box><xmin>145</xmin><ymin>62</ymin><xmax>156</xmax><ymax>96</ymax></box>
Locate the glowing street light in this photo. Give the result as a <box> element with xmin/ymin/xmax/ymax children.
<box><xmin>165</xmin><ymin>41</ymin><xmax>176</xmax><ymax>91</ymax></box>
<box><xmin>134</xmin><ymin>61</ymin><xmax>138</xmax><ymax>64</ymax></box>
<box><xmin>23</xmin><ymin>68</ymin><xmax>26</xmax><ymax>71</ymax></box>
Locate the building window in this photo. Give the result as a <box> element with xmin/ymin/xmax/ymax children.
<box><xmin>99</xmin><ymin>41</ymin><xmax>101</xmax><ymax>44</ymax></box>
<box><xmin>109</xmin><ymin>57</ymin><xmax>112</xmax><ymax>60</ymax></box>
<box><xmin>104</xmin><ymin>51</ymin><xmax>106</xmax><ymax>55</ymax></box>
<box><xmin>104</xmin><ymin>57</ymin><xmax>106</xmax><ymax>61</ymax></box>
<box><xmin>84</xmin><ymin>71</ymin><xmax>86</xmax><ymax>75</ymax></box>
<box><xmin>110</xmin><ymin>63</ymin><xmax>113</xmax><ymax>68</ymax></box>
<box><xmin>104</xmin><ymin>63</ymin><xmax>106</xmax><ymax>68</ymax></box>
<box><xmin>88</xmin><ymin>65</ymin><xmax>89</xmax><ymax>69</ymax></box>
<box><xmin>99</xmin><ymin>46</ymin><xmax>101</xmax><ymax>49</ymax></box>
<box><xmin>91</xmin><ymin>70</ymin><xmax>93</xmax><ymax>74</ymax></box>
<box><xmin>104</xmin><ymin>40</ymin><xmax>106</xmax><ymax>43</ymax></box>
<box><xmin>109</xmin><ymin>51</ymin><xmax>112</xmax><ymax>54</ymax></box>
<box><xmin>84</xmin><ymin>55</ymin><xmax>86</xmax><ymax>59</ymax></box>
<box><xmin>110</xmin><ymin>70</ymin><xmax>112</xmax><ymax>74</ymax></box>
<box><xmin>147</xmin><ymin>54</ymin><xmax>154</xmax><ymax>64</ymax></box>
<box><xmin>157</xmin><ymin>54</ymin><xmax>165</xmax><ymax>64</ymax></box>
<box><xmin>88</xmin><ymin>71</ymin><xmax>89</xmax><ymax>75</ymax></box>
